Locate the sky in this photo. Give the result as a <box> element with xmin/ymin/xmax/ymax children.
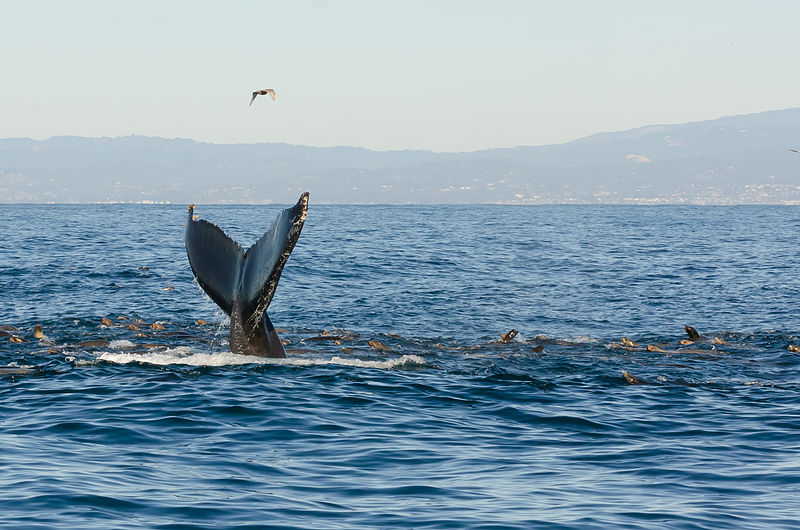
<box><xmin>3</xmin><ymin>0</ymin><xmax>800</xmax><ymax>152</ymax></box>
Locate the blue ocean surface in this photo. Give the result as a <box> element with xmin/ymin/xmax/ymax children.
<box><xmin>1</xmin><ymin>203</ymin><xmax>799</xmax><ymax>528</ymax></box>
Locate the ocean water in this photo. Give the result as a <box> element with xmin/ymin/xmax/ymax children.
<box><xmin>1</xmin><ymin>203</ymin><xmax>799</xmax><ymax>528</ymax></box>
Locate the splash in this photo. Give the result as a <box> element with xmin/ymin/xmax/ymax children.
<box><xmin>96</xmin><ymin>347</ymin><xmax>428</xmax><ymax>370</ymax></box>
<box><xmin>108</xmin><ymin>339</ymin><xmax>137</xmax><ymax>349</ymax></box>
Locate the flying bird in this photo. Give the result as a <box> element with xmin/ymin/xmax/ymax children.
<box><xmin>250</xmin><ymin>89</ymin><xmax>276</xmax><ymax>106</ymax></box>
<box><xmin>791</xmin><ymin>149</ymin><xmax>800</xmax><ymax>154</ymax></box>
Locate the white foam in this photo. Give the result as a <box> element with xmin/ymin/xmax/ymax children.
<box><xmin>565</xmin><ymin>336</ymin><xmax>600</xmax><ymax>344</ymax></box>
<box><xmin>109</xmin><ymin>339</ymin><xmax>136</xmax><ymax>349</ymax></box>
<box><xmin>96</xmin><ymin>347</ymin><xmax>428</xmax><ymax>370</ymax></box>
<box><xmin>5</xmin><ymin>362</ymin><xmax>34</xmax><ymax>369</ymax></box>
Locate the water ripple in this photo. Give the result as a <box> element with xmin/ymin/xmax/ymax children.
<box><xmin>2</xmin><ymin>204</ymin><xmax>800</xmax><ymax>527</ymax></box>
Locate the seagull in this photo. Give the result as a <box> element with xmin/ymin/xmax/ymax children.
<box><xmin>250</xmin><ymin>89</ymin><xmax>276</xmax><ymax>106</ymax></box>
<box><xmin>791</xmin><ymin>149</ymin><xmax>800</xmax><ymax>154</ymax></box>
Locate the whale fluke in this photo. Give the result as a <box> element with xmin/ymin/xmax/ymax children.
<box><xmin>185</xmin><ymin>193</ymin><xmax>309</xmax><ymax>357</ymax></box>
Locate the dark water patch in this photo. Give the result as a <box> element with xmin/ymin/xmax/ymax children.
<box><xmin>477</xmin><ymin>372</ymin><xmax>557</xmax><ymax>390</ymax></box>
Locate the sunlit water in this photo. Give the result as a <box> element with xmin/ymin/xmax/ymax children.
<box><xmin>2</xmin><ymin>203</ymin><xmax>800</xmax><ymax>528</ymax></box>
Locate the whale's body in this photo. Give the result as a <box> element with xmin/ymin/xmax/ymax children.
<box><xmin>185</xmin><ymin>193</ymin><xmax>308</xmax><ymax>357</ymax></box>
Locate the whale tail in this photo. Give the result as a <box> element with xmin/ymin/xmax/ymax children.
<box><xmin>185</xmin><ymin>192</ymin><xmax>309</xmax><ymax>357</ymax></box>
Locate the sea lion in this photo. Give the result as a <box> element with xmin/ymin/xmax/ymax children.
<box><xmin>499</xmin><ymin>329</ymin><xmax>518</xmax><ymax>343</ymax></box>
<box><xmin>622</xmin><ymin>371</ymin><xmax>646</xmax><ymax>384</ymax></box>
<box><xmin>76</xmin><ymin>339</ymin><xmax>110</xmax><ymax>348</ymax></box>
<box><xmin>788</xmin><ymin>345</ymin><xmax>800</xmax><ymax>353</ymax></box>
<box><xmin>620</xmin><ymin>337</ymin><xmax>639</xmax><ymax>348</ymax></box>
<box><xmin>304</xmin><ymin>335</ymin><xmax>344</xmax><ymax>342</ymax></box>
<box><xmin>368</xmin><ymin>339</ymin><xmax>391</xmax><ymax>351</ymax></box>
<box><xmin>185</xmin><ymin>193</ymin><xmax>308</xmax><ymax>357</ymax></box>
<box><xmin>0</xmin><ymin>367</ymin><xmax>33</xmax><ymax>375</ymax></box>
<box><xmin>684</xmin><ymin>326</ymin><xmax>701</xmax><ymax>341</ymax></box>
<box><xmin>33</xmin><ymin>325</ymin><xmax>54</xmax><ymax>345</ymax></box>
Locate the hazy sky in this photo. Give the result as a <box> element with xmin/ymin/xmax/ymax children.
<box><xmin>3</xmin><ymin>0</ymin><xmax>800</xmax><ymax>152</ymax></box>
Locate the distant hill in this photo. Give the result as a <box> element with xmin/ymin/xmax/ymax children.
<box><xmin>3</xmin><ymin>108</ymin><xmax>800</xmax><ymax>204</ymax></box>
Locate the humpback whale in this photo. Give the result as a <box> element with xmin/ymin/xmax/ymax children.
<box><xmin>185</xmin><ymin>193</ymin><xmax>309</xmax><ymax>357</ymax></box>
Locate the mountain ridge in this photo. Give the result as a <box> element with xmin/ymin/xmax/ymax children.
<box><xmin>2</xmin><ymin>107</ymin><xmax>800</xmax><ymax>204</ymax></box>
